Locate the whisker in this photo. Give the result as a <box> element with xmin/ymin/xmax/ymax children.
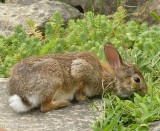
<box><xmin>102</xmin><ymin>77</ymin><xmax>117</xmax><ymax>96</ymax></box>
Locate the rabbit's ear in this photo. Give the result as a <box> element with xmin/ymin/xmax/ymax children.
<box><xmin>104</xmin><ymin>44</ymin><xmax>124</xmax><ymax>68</ymax></box>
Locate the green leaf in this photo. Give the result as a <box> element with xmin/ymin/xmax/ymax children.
<box><xmin>104</xmin><ymin>119</ymin><xmax>117</xmax><ymax>131</ymax></box>
<box><xmin>138</xmin><ymin>124</ymin><xmax>149</xmax><ymax>131</ymax></box>
<box><xmin>27</xmin><ymin>19</ymin><xmax>36</xmax><ymax>29</ymax></box>
<box><xmin>150</xmin><ymin>11</ymin><xmax>160</xmax><ymax>23</ymax></box>
<box><xmin>138</xmin><ymin>103</ymin><xmax>149</xmax><ymax>115</ymax></box>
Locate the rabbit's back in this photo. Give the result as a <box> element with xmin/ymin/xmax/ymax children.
<box><xmin>8</xmin><ymin>52</ymin><xmax>102</xmax><ymax>100</ymax></box>
<box><xmin>8</xmin><ymin>52</ymin><xmax>104</xmax><ymax>112</ymax></box>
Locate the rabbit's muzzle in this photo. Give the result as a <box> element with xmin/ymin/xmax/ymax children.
<box><xmin>102</xmin><ymin>74</ymin><xmax>147</xmax><ymax>99</ymax></box>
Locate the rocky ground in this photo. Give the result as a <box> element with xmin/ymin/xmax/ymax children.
<box><xmin>0</xmin><ymin>78</ymin><xmax>104</xmax><ymax>131</ymax></box>
<box><xmin>0</xmin><ymin>79</ymin><xmax>160</xmax><ymax>131</ymax></box>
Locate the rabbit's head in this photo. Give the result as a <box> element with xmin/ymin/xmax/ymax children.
<box><xmin>102</xmin><ymin>44</ymin><xmax>148</xmax><ymax>99</ymax></box>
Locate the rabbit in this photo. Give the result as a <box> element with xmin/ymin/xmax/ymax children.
<box><xmin>8</xmin><ymin>43</ymin><xmax>148</xmax><ymax>113</ymax></box>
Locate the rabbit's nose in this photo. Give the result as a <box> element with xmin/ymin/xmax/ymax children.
<box><xmin>121</xmin><ymin>96</ymin><xmax>129</xmax><ymax>100</ymax></box>
<box><xmin>120</xmin><ymin>93</ymin><xmax>134</xmax><ymax>100</ymax></box>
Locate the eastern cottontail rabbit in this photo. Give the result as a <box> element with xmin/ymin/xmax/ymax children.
<box><xmin>8</xmin><ymin>44</ymin><xmax>147</xmax><ymax>113</ymax></box>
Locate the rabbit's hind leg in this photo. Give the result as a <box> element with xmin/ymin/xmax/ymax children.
<box><xmin>40</xmin><ymin>99</ymin><xmax>71</xmax><ymax>112</ymax></box>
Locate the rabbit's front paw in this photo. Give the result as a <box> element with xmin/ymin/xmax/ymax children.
<box><xmin>76</xmin><ymin>94</ymin><xmax>87</xmax><ymax>102</ymax></box>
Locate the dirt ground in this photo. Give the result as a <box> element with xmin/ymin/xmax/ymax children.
<box><xmin>0</xmin><ymin>78</ymin><xmax>159</xmax><ymax>131</ymax></box>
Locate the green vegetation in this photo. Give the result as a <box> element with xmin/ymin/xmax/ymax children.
<box><xmin>0</xmin><ymin>7</ymin><xmax>159</xmax><ymax>130</ymax></box>
<box><xmin>0</xmin><ymin>0</ymin><xmax>4</xmax><ymax>3</ymax></box>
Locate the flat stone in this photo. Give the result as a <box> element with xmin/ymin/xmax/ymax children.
<box><xmin>5</xmin><ymin>0</ymin><xmax>41</xmax><ymax>4</ymax></box>
<box><xmin>0</xmin><ymin>79</ymin><xmax>159</xmax><ymax>131</ymax></box>
<box><xmin>0</xmin><ymin>78</ymin><xmax>102</xmax><ymax>131</ymax></box>
<box><xmin>150</xmin><ymin>121</ymin><xmax>160</xmax><ymax>131</ymax></box>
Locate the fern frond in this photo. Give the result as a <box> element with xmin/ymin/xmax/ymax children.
<box><xmin>113</xmin><ymin>6</ymin><xmax>127</xmax><ymax>22</ymax></box>
<box><xmin>45</xmin><ymin>11</ymin><xmax>64</xmax><ymax>40</ymax></box>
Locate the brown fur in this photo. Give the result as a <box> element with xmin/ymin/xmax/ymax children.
<box><xmin>8</xmin><ymin>44</ymin><xmax>148</xmax><ymax>113</ymax></box>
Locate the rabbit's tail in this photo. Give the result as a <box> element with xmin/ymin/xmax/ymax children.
<box><xmin>9</xmin><ymin>94</ymin><xmax>40</xmax><ymax>113</ymax></box>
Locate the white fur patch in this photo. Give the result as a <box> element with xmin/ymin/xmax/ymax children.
<box><xmin>71</xmin><ymin>59</ymin><xmax>88</xmax><ymax>69</ymax></box>
<box><xmin>9</xmin><ymin>94</ymin><xmax>30</xmax><ymax>113</ymax></box>
<box><xmin>71</xmin><ymin>59</ymin><xmax>92</xmax><ymax>77</ymax></box>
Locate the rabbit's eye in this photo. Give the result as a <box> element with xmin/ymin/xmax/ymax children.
<box><xmin>133</xmin><ymin>77</ymin><xmax>140</xmax><ymax>83</ymax></box>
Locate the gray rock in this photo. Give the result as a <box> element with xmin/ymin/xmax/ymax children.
<box><xmin>5</xmin><ymin>0</ymin><xmax>86</xmax><ymax>8</ymax></box>
<box><xmin>53</xmin><ymin>0</ymin><xmax>116</xmax><ymax>15</ymax></box>
<box><xmin>5</xmin><ymin>0</ymin><xmax>86</xmax><ymax>14</ymax></box>
<box><xmin>150</xmin><ymin>121</ymin><xmax>160</xmax><ymax>131</ymax></box>
<box><xmin>53</xmin><ymin>0</ymin><xmax>86</xmax><ymax>13</ymax></box>
<box><xmin>5</xmin><ymin>0</ymin><xmax>39</xmax><ymax>4</ymax></box>
<box><xmin>0</xmin><ymin>78</ymin><xmax>103</xmax><ymax>131</ymax></box>
<box><xmin>4</xmin><ymin>0</ymin><xmax>156</xmax><ymax>16</ymax></box>
<box><xmin>0</xmin><ymin>0</ymin><xmax>81</xmax><ymax>36</ymax></box>
<box><xmin>56</xmin><ymin>0</ymin><xmax>146</xmax><ymax>15</ymax></box>
<box><xmin>4</xmin><ymin>0</ymin><xmax>146</xmax><ymax>15</ymax></box>
<box><xmin>0</xmin><ymin>78</ymin><xmax>160</xmax><ymax>131</ymax></box>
